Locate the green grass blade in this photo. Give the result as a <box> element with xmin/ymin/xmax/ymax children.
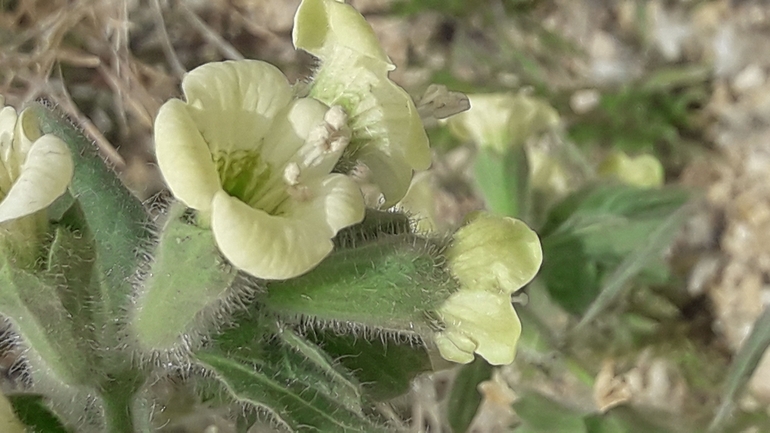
<box><xmin>709</xmin><ymin>307</ymin><xmax>770</xmax><ymax>432</ymax></box>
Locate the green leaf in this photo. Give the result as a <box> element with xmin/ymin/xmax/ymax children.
<box><xmin>265</xmin><ymin>234</ymin><xmax>455</xmax><ymax>337</ymax></box>
<box><xmin>279</xmin><ymin>328</ymin><xmax>365</xmax><ymax>413</ymax></box>
<box><xmin>130</xmin><ymin>202</ymin><xmax>237</xmax><ymax>352</ymax></box>
<box><xmin>709</xmin><ymin>307</ymin><xmax>770</xmax><ymax>432</ymax></box>
<box><xmin>0</xmin><ymin>256</ymin><xmax>89</xmax><ymax>387</ymax></box>
<box><xmin>7</xmin><ymin>394</ymin><xmax>70</xmax><ymax>433</ymax></box>
<box><xmin>310</xmin><ymin>331</ymin><xmax>432</xmax><ymax>401</ymax></box>
<box><xmin>447</xmin><ymin>357</ymin><xmax>492</xmax><ymax>433</ymax></box>
<box><xmin>538</xmin><ymin>184</ymin><xmax>689</xmax><ymax>315</ymax></box>
<box><xmin>46</xmin><ymin>221</ymin><xmax>100</xmax><ymax>356</ymax></box>
<box><xmin>474</xmin><ymin>146</ymin><xmax>529</xmax><ymax>219</ymax></box>
<box><xmin>29</xmin><ymin>103</ymin><xmax>150</xmax><ymax>336</ymax></box>
<box><xmin>195</xmin><ymin>351</ymin><xmax>394</xmax><ymax>432</ymax></box>
<box><xmin>512</xmin><ymin>392</ymin><xmax>587</xmax><ymax>433</ymax></box>
<box><xmin>576</xmin><ymin>203</ymin><xmax>691</xmax><ymax>330</ymax></box>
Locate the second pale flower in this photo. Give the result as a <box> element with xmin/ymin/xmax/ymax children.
<box><xmin>154</xmin><ymin>60</ymin><xmax>365</xmax><ymax>280</ymax></box>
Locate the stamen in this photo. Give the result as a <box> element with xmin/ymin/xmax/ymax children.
<box><xmin>324</xmin><ymin>105</ymin><xmax>348</xmax><ymax>130</ymax></box>
<box><xmin>283</xmin><ymin>162</ymin><xmax>301</xmax><ymax>186</ymax></box>
<box><xmin>287</xmin><ymin>184</ymin><xmax>313</xmax><ymax>202</ymax></box>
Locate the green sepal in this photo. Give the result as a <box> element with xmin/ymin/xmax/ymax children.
<box><xmin>130</xmin><ymin>202</ymin><xmax>237</xmax><ymax>352</ymax></box>
<box><xmin>474</xmin><ymin>146</ymin><xmax>529</xmax><ymax>220</ymax></box>
<box><xmin>0</xmin><ymin>256</ymin><xmax>90</xmax><ymax>387</ymax></box>
<box><xmin>28</xmin><ymin>103</ymin><xmax>150</xmax><ymax>327</ymax></box>
<box><xmin>195</xmin><ymin>351</ymin><xmax>395</xmax><ymax>432</ymax></box>
<box><xmin>7</xmin><ymin>394</ymin><xmax>70</xmax><ymax>433</ymax></box>
<box><xmin>309</xmin><ymin>330</ymin><xmax>432</xmax><ymax>401</ymax></box>
<box><xmin>264</xmin><ymin>234</ymin><xmax>456</xmax><ymax>336</ymax></box>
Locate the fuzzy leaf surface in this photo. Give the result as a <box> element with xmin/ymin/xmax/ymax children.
<box><xmin>0</xmin><ymin>255</ymin><xmax>89</xmax><ymax>387</ymax></box>
<box><xmin>265</xmin><ymin>235</ymin><xmax>455</xmax><ymax>336</ymax></box>
<box><xmin>29</xmin><ymin>104</ymin><xmax>150</xmax><ymax>330</ymax></box>
<box><xmin>131</xmin><ymin>202</ymin><xmax>237</xmax><ymax>352</ymax></box>
<box><xmin>195</xmin><ymin>351</ymin><xmax>394</xmax><ymax>432</ymax></box>
<box><xmin>310</xmin><ymin>331</ymin><xmax>432</xmax><ymax>401</ymax></box>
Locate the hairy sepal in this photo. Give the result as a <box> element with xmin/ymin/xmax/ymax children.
<box><xmin>264</xmin><ymin>233</ymin><xmax>456</xmax><ymax>339</ymax></box>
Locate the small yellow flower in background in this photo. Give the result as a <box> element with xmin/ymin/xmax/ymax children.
<box><xmin>447</xmin><ymin>93</ymin><xmax>559</xmax><ymax>153</ymax></box>
<box><xmin>436</xmin><ymin>212</ymin><xmax>542</xmax><ymax>365</ymax></box>
<box><xmin>598</xmin><ymin>151</ymin><xmax>665</xmax><ymax>188</ymax></box>
<box><xmin>154</xmin><ymin>60</ymin><xmax>365</xmax><ymax>280</ymax></box>
<box><xmin>0</xmin><ymin>97</ymin><xmax>73</xmax><ymax>263</ymax></box>
<box><xmin>293</xmin><ymin>0</ymin><xmax>431</xmax><ymax>207</ymax></box>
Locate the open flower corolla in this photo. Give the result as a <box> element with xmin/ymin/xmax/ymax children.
<box><xmin>0</xmin><ymin>97</ymin><xmax>73</xmax><ymax>262</ymax></box>
<box><xmin>293</xmin><ymin>0</ymin><xmax>430</xmax><ymax>207</ymax></box>
<box><xmin>435</xmin><ymin>212</ymin><xmax>542</xmax><ymax>365</ymax></box>
<box><xmin>154</xmin><ymin>60</ymin><xmax>365</xmax><ymax>280</ymax></box>
<box><xmin>0</xmin><ymin>97</ymin><xmax>73</xmax><ymax>224</ymax></box>
<box><xmin>448</xmin><ymin>93</ymin><xmax>559</xmax><ymax>153</ymax></box>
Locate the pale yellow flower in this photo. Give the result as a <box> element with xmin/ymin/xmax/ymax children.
<box><xmin>0</xmin><ymin>98</ymin><xmax>73</xmax><ymax>224</ymax></box>
<box><xmin>447</xmin><ymin>93</ymin><xmax>559</xmax><ymax>153</ymax></box>
<box><xmin>293</xmin><ymin>0</ymin><xmax>430</xmax><ymax>207</ymax></box>
<box><xmin>0</xmin><ymin>97</ymin><xmax>73</xmax><ymax>263</ymax></box>
<box><xmin>447</xmin><ymin>212</ymin><xmax>542</xmax><ymax>295</ymax></box>
<box><xmin>436</xmin><ymin>212</ymin><xmax>542</xmax><ymax>365</ymax></box>
<box><xmin>598</xmin><ymin>151</ymin><xmax>664</xmax><ymax>188</ymax></box>
<box><xmin>435</xmin><ymin>290</ymin><xmax>522</xmax><ymax>365</ymax></box>
<box><xmin>154</xmin><ymin>60</ymin><xmax>365</xmax><ymax>280</ymax></box>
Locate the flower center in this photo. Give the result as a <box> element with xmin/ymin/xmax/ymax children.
<box><xmin>214</xmin><ymin>150</ymin><xmax>290</xmax><ymax>215</ymax></box>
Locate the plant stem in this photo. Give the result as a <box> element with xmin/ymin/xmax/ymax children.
<box><xmin>100</xmin><ymin>369</ymin><xmax>145</xmax><ymax>433</ymax></box>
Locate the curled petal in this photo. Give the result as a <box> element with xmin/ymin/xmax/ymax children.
<box><xmin>436</xmin><ymin>290</ymin><xmax>522</xmax><ymax>365</ymax></box>
<box><xmin>293</xmin><ymin>0</ymin><xmax>392</xmax><ymax>67</ymax></box>
<box><xmin>448</xmin><ymin>212</ymin><xmax>542</xmax><ymax>294</ymax></box>
<box><xmin>0</xmin><ymin>135</ymin><xmax>73</xmax><ymax>223</ymax></box>
<box><xmin>291</xmin><ymin>173</ymin><xmax>365</xmax><ymax>235</ymax></box>
<box><xmin>155</xmin><ymin>99</ymin><xmax>221</xmax><ymax>211</ymax></box>
<box><xmin>294</xmin><ymin>0</ymin><xmax>430</xmax><ymax>206</ymax></box>
<box><xmin>181</xmin><ymin>60</ymin><xmax>294</xmax><ymax>154</ymax></box>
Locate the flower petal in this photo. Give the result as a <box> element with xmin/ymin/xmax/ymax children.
<box><xmin>448</xmin><ymin>213</ymin><xmax>543</xmax><ymax>294</ymax></box>
<box><xmin>181</xmin><ymin>60</ymin><xmax>293</xmax><ymax>154</ymax></box>
<box><xmin>356</xmin><ymin>146</ymin><xmax>413</xmax><ymax>208</ymax></box>
<box><xmin>435</xmin><ymin>331</ymin><xmax>476</xmax><ymax>364</ymax></box>
<box><xmin>260</xmin><ymin>98</ymin><xmax>334</xmax><ymax>179</ymax></box>
<box><xmin>211</xmin><ymin>173</ymin><xmax>363</xmax><ymax>280</ymax></box>
<box><xmin>0</xmin><ymin>134</ymin><xmax>73</xmax><ymax>223</ymax></box>
<box><xmin>293</xmin><ymin>0</ymin><xmax>392</xmax><ymax>68</ymax></box>
<box><xmin>212</xmin><ymin>191</ymin><xmax>333</xmax><ymax>280</ymax></box>
<box><xmin>155</xmin><ymin>98</ymin><xmax>221</xmax><ymax>211</ymax></box>
<box><xmin>438</xmin><ymin>290</ymin><xmax>522</xmax><ymax>365</ymax></box>
<box><xmin>289</xmin><ymin>173</ymin><xmax>365</xmax><ymax>235</ymax></box>
<box><xmin>448</xmin><ymin>93</ymin><xmax>558</xmax><ymax>152</ymax></box>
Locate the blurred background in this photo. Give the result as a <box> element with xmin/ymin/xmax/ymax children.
<box><xmin>2</xmin><ymin>0</ymin><xmax>770</xmax><ymax>432</ymax></box>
